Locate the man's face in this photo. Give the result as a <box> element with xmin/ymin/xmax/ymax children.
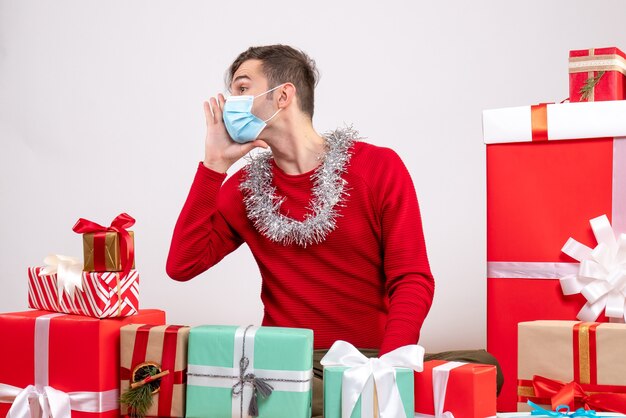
<box><xmin>229</xmin><ymin>59</ymin><xmax>276</xmax><ymax>121</ymax></box>
<box><xmin>230</xmin><ymin>59</ymin><xmax>270</xmax><ymax>96</ymax></box>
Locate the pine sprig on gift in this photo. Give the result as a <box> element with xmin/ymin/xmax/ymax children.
<box><xmin>579</xmin><ymin>71</ymin><xmax>605</xmax><ymax>101</ymax></box>
<box><xmin>120</xmin><ymin>384</ymin><xmax>153</xmax><ymax>418</ymax></box>
<box><xmin>120</xmin><ymin>364</ymin><xmax>160</xmax><ymax>418</ymax></box>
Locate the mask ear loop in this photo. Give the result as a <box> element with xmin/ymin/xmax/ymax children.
<box><xmin>258</xmin><ymin>83</ymin><xmax>287</xmax><ymax>123</ymax></box>
<box><xmin>254</xmin><ymin>83</ymin><xmax>286</xmax><ymax>98</ymax></box>
<box><xmin>263</xmin><ymin>108</ymin><xmax>282</xmax><ymax>123</ymax></box>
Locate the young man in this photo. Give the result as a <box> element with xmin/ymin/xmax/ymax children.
<box><xmin>167</xmin><ymin>45</ymin><xmax>500</xmax><ymax>416</ymax></box>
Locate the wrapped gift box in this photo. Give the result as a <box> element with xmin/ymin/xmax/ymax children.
<box><xmin>28</xmin><ymin>266</ymin><xmax>139</xmax><ymax>318</ymax></box>
<box><xmin>73</xmin><ymin>213</ymin><xmax>136</xmax><ymax>272</ymax></box>
<box><xmin>82</xmin><ymin>230</ymin><xmax>135</xmax><ymax>272</ymax></box>
<box><xmin>324</xmin><ymin>366</ymin><xmax>413</xmax><ymax>418</ymax></box>
<box><xmin>186</xmin><ymin>325</ymin><xmax>313</xmax><ymax>418</ymax></box>
<box><xmin>482</xmin><ymin>100</ymin><xmax>626</xmax><ymax>411</ymax></box>
<box><xmin>517</xmin><ymin>321</ymin><xmax>626</xmax><ymax>413</ymax></box>
<box><xmin>0</xmin><ymin>309</ymin><xmax>166</xmax><ymax>418</ymax></box>
<box><xmin>321</xmin><ymin>341</ymin><xmax>423</xmax><ymax>418</ymax></box>
<box><xmin>120</xmin><ymin>324</ymin><xmax>190</xmax><ymax>417</ymax></box>
<box><xmin>414</xmin><ymin>360</ymin><xmax>497</xmax><ymax>418</ymax></box>
<box><xmin>569</xmin><ymin>47</ymin><xmax>626</xmax><ymax>102</ymax></box>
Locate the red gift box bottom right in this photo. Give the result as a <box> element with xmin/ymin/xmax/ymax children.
<box><xmin>414</xmin><ymin>360</ymin><xmax>497</xmax><ymax>417</ymax></box>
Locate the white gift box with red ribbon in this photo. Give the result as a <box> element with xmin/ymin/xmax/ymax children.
<box><xmin>483</xmin><ymin>100</ymin><xmax>626</xmax><ymax>144</ymax></box>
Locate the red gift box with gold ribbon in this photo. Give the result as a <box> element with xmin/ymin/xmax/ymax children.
<box><xmin>482</xmin><ymin>100</ymin><xmax>626</xmax><ymax>411</ymax></box>
<box><xmin>0</xmin><ymin>309</ymin><xmax>166</xmax><ymax>418</ymax></box>
<box><xmin>120</xmin><ymin>324</ymin><xmax>190</xmax><ymax>417</ymax></box>
<box><xmin>569</xmin><ymin>47</ymin><xmax>626</xmax><ymax>102</ymax></box>
<box><xmin>517</xmin><ymin>321</ymin><xmax>626</xmax><ymax>413</ymax></box>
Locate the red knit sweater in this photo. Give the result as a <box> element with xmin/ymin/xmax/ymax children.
<box><xmin>166</xmin><ymin>141</ymin><xmax>434</xmax><ymax>354</ymax></box>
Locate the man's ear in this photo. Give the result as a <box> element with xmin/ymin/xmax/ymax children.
<box><xmin>277</xmin><ymin>83</ymin><xmax>296</xmax><ymax>109</ymax></box>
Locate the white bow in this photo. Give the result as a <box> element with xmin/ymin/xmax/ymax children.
<box><xmin>38</xmin><ymin>255</ymin><xmax>84</xmax><ymax>299</ymax></box>
<box><xmin>1</xmin><ymin>384</ymin><xmax>71</xmax><ymax>418</ymax></box>
<box><xmin>0</xmin><ymin>383</ymin><xmax>119</xmax><ymax>418</ymax></box>
<box><xmin>320</xmin><ymin>340</ymin><xmax>424</xmax><ymax>418</ymax></box>
<box><xmin>560</xmin><ymin>215</ymin><xmax>626</xmax><ymax>322</ymax></box>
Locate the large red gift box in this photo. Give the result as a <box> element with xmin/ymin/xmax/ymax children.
<box><xmin>28</xmin><ymin>266</ymin><xmax>139</xmax><ymax>318</ymax></box>
<box><xmin>569</xmin><ymin>47</ymin><xmax>626</xmax><ymax>102</ymax></box>
<box><xmin>414</xmin><ymin>360</ymin><xmax>497</xmax><ymax>418</ymax></box>
<box><xmin>483</xmin><ymin>100</ymin><xmax>626</xmax><ymax>411</ymax></box>
<box><xmin>0</xmin><ymin>309</ymin><xmax>166</xmax><ymax>418</ymax></box>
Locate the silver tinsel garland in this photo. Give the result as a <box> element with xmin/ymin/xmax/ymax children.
<box><xmin>239</xmin><ymin>126</ymin><xmax>359</xmax><ymax>247</ymax></box>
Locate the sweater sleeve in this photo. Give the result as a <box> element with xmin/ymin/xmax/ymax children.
<box><xmin>376</xmin><ymin>149</ymin><xmax>435</xmax><ymax>355</ymax></box>
<box><xmin>166</xmin><ymin>162</ymin><xmax>244</xmax><ymax>281</ymax></box>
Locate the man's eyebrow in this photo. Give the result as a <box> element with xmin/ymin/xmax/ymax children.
<box><xmin>232</xmin><ymin>74</ymin><xmax>251</xmax><ymax>84</ymax></box>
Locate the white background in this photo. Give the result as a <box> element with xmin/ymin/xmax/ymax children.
<box><xmin>1</xmin><ymin>0</ymin><xmax>626</xmax><ymax>352</ymax></box>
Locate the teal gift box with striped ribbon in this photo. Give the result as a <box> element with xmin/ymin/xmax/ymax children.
<box><xmin>186</xmin><ymin>325</ymin><xmax>313</xmax><ymax>418</ymax></box>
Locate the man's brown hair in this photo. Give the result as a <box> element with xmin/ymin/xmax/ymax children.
<box><xmin>226</xmin><ymin>45</ymin><xmax>319</xmax><ymax>118</ymax></box>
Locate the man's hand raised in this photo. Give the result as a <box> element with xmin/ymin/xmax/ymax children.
<box><xmin>202</xmin><ymin>93</ymin><xmax>268</xmax><ymax>173</ymax></box>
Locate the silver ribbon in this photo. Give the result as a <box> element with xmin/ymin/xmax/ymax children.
<box><xmin>187</xmin><ymin>325</ymin><xmax>312</xmax><ymax>418</ymax></box>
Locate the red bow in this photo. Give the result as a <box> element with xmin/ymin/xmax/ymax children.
<box><xmin>72</xmin><ymin>213</ymin><xmax>135</xmax><ymax>280</ymax></box>
<box><xmin>532</xmin><ymin>375</ymin><xmax>626</xmax><ymax>413</ymax></box>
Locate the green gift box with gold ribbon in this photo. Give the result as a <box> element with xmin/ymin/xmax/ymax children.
<box><xmin>186</xmin><ymin>325</ymin><xmax>313</xmax><ymax>418</ymax></box>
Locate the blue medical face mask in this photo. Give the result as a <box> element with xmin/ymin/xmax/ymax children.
<box><xmin>222</xmin><ymin>84</ymin><xmax>285</xmax><ymax>143</ymax></box>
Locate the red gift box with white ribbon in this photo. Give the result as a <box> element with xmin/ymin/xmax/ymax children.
<box><xmin>0</xmin><ymin>309</ymin><xmax>166</xmax><ymax>418</ymax></box>
<box><xmin>414</xmin><ymin>360</ymin><xmax>497</xmax><ymax>418</ymax></box>
<box><xmin>482</xmin><ymin>100</ymin><xmax>626</xmax><ymax>411</ymax></box>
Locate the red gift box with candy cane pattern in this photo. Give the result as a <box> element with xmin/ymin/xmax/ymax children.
<box><xmin>482</xmin><ymin>100</ymin><xmax>626</xmax><ymax>411</ymax></box>
<box><xmin>28</xmin><ymin>266</ymin><xmax>139</xmax><ymax>318</ymax></box>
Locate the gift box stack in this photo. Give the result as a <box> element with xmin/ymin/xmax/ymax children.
<box><xmin>28</xmin><ymin>213</ymin><xmax>140</xmax><ymax>319</ymax></box>
<box><xmin>483</xmin><ymin>46</ymin><xmax>626</xmax><ymax>413</ymax></box>
<box><xmin>0</xmin><ymin>213</ymin><xmax>320</xmax><ymax>418</ymax></box>
<box><xmin>0</xmin><ymin>213</ymin><xmax>168</xmax><ymax>418</ymax></box>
